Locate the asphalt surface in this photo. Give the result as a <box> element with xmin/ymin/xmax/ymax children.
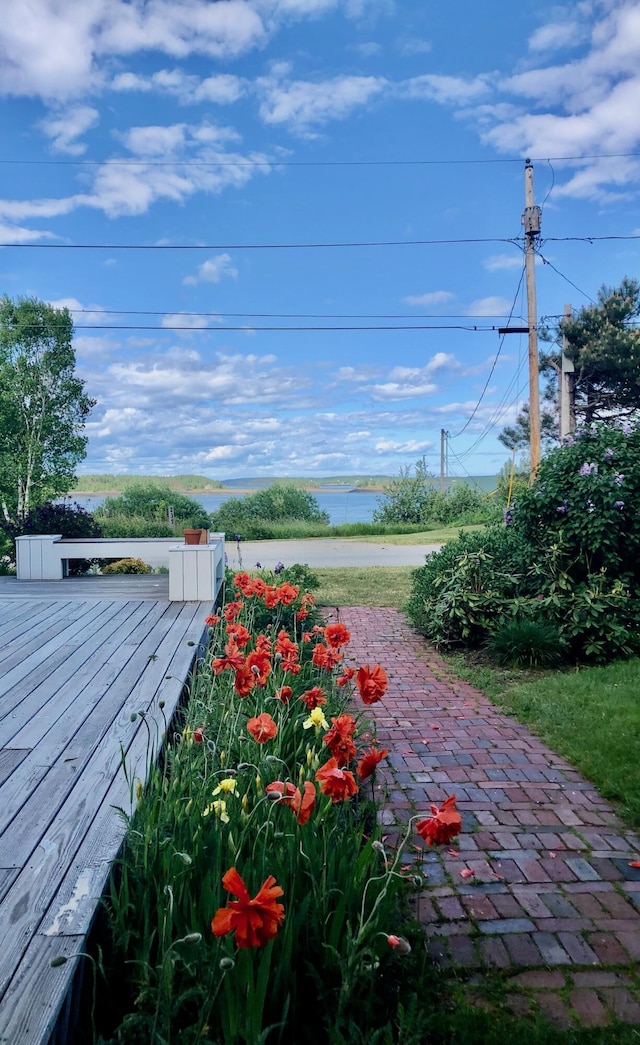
<box><xmin>224</xmin><ymin>537</ymin><xmax>442</xmax><ymax>571</ymax></box>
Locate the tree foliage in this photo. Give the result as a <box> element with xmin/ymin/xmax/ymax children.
<box><xmin>0</xmin><ymin>297</ymin><xmax>94</xmax><ymax>519</ymax></box>
<box><xmin>95</xmin><ymin>482</ymin><xmax>210</xmax><ymax>529</ymax></box>
<box><xmin>210</xmin><ymin>483</ymin><xmax>329</xmax><ymax>539</ymax></box>
<box><xmin>373</xmin><ymin>458</ymin><xmax>490</xmax><ymax>526</ymax></box>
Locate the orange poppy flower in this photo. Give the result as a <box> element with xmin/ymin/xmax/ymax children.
<box><xmin>226</xmin><ymin>622</ymin><xmax>251</xmax><ymax>649</ymax></box>
<box><xmin>277</xmin><ymin>582</ymin><xmax>299</xmax><ymax>606</ymax></box>
<box><xmin>316</xmin><ymin>757</ymin><xmax>358</xmax><ymax>803</ymax></box>
<box><xmin>312</xmin><ymin>643</ymin><xmax>343</xmax><ymax>670</ymax></box>
<box><xmin>246</xmin><ymin>650</ymin><xmax>272</xmax><ymax>686</ymax></box>
<box><xmin>233</xmin><ymin>572</ymin><xmax>254</xmax><ymax>596</ymax></box>
<box><xmin>301</xmin><ymin>593</ymin><xmax>315</xmax><ymax>608</ymax></box>
<box><xmin>296</xmin><ymin>608</ymin><xmax>308</xmax><ymax>621</ymax></box>
<box><xmin>337</xmin><ymin>667</ymin><xmax>356</xmax><ymax>687</ymax></box>
<box><xmin>275</xmin><ymin>629</ymin><xmax>298</xmax><ymax>658</ymax></box>
<box><xmin>204</xmin><ymin>613</ymin><xmax>220</xmax><ymax>626</ymax></box>
<box><xmin>264</xmin><ymin>586</ymin><xmax>280</xmax><ymax>608</ymax></box>
<box><xmin>356</xmin><ymin>664</ymin><xmax>388</xmax><ymax>705</ymax></box>
<box><xmin>274</xmin><ymin>685</ymin><xmax>293</xmax><ymax>704</ymax></box>
<box><xmin>234</xmin><ymin>664</ymin><xmax>255</xmax><ymax>697</ymax></box>
<box><xmin>252</xmin><ymin>577</ymin><xmax>268</xmax><ymax>599</ymax></box>
<box><xmin>325</xmin><ymin>622</ymin><xmax>351</xmax><ymax>648</ymax></box>
<box><xmin>212</xmin><ymin>640</ymin><xmax>245</xmax><ymax>674</ymax></box>
<box><xmin>255</xmin><ymin>634</ymin><xmax>272</xmax><ymax>654</ymax></box>
<box><xmin>357</xmin><ymin>746</ymin><xmax>388</xmax><ymax>781</ymax></box>
<box><xmin>416</xmin><ymin>795</ymin><xmax>462</xmax><ymax>847</ymax></box>
<box><xmin>193</xmin><ymin>727</ymin><xmax>205</xmax><ymax>743</ymax></box>
<box><xmin>224</xmin><ymin>600</ymin><xmax>244</xmax><ymax>622</ymax></box>
<box><xmin>211</xmin><ymin>866</ymin><xmax>285</xmax><ymax>949</ymax></box>
<box><xmin>266</xmin><ymin>780</ymin><xmax>316</xmax><ymax>825</ymax></box>
<box><xmin>247</xmin><ymin>712</ymin><xmax>278</xmax><ymax>744</ymax></box>
<box><xmin>299</xmin><ymin>686</ymin><xmax>327</xmax><ymax>710</ymax></box>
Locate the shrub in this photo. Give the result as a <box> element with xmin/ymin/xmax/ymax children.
<box><xmin>101</xmin><ymin>557</ymin><xmax>151</xmax><ymax>575</ymax></box>
<box><xmin>374</xmin><ymin>459</ymin><xmax>491</xmax><ymax>527</ymax></box>
<box><xmin>0</xmin><ymin>500</ymin><xmax>103</xmax><ymax>575</ymax></box>
<box><xmin>486</xmin><ymin>618</ymin><xmax>566</xmax><ymax>669</ymax></box>
<box><xmin>96</xmin><ymin>482</ymin><xmax>210</xmax><ymax>530</ymax></box>
<box><xmin>211</xmin><ymin>483</ymin><xmax>329</xmax><ymax>540</ymax></box>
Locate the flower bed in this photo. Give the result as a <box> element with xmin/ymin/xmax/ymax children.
<box><xmin>100</xmin><ymin>568</ymin><xmax>461</xmax><ymax>1043</ymax></box>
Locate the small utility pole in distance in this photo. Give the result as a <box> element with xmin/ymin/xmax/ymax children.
<box><xmin>523</xmin><ymin>159</ymin><xmax>542</xmax><ymax>481</ymax></box>
<box><xmin>440</xmin><ymin>428</ymin><xmax>447</xmax><ymax>490</ymax></box>
<box><xmin>560</xmin><ymin>303</ymin><xmax>575</xmax><ymax>439</ymax></box>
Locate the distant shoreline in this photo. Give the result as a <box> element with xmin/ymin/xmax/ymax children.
<box><xmin>68</xmin><ymin>486</ymin><xmax>386</xmax><ymax>497</ymax></box>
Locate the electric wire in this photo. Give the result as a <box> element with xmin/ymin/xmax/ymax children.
<box><xmin>70</xmin><ymin>322</ymin><xmax>510</xmax><ymax>332</ymax></box>
<box><xmin>65</xmin><ymin>308</ymin><xmax>527</xmax><ymax>320</ymax></box>
<box><xmin>448</xmin><ymin>262</ymin><xmax>526</xmax><ymax>440</ymax></box>
<box><xmin>536</xmin><ymin>248</ymin><xmax>597</xmax><ymax>304</ymax></box>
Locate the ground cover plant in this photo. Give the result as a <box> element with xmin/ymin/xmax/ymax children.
<box><xmin>407</xmin><ymin>421</ymin><xmax>640</xmax><ymax>664</ymax></box>
<box><xmin>99</xmin><ymin>567</ymin><xmax>465</xmax><ymax>1044</ymax></box>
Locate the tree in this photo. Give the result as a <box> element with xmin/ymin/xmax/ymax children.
<box><xmin>0</xmin><ymin>297</ymin><xmax>95</xmax><ymax>520</ymax></box>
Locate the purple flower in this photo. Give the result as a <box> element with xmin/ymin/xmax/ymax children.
<box><xmin>255</xmin><ymin>561</ymin><xmax>262</xmax><ymax>569</ymax></box>
<box><xmin>614</xmin><ymin>473</ymin><xmax>624</xmax><ymax>487</ymax></box>
<box><xmin>579</xmin><ymin>462</ymin><xmax>598</xmax><ymax>476</ymax></box>
<box><xmin>234</xmin><ymin>534</ymin><xmax>242</xmax><ymax>543</ymax></box>
<box><xmin>604</xmin><ymin>447</ymin><xmax>615</xmax><ymax>461</ymax></box>
<box><xmin>621</xmin><ymin>420</ymin><xmax>633</xmax><ymax>435</ymax></box>
<box><xmin>556</xmin><ymin>502</ymin><xmax>568</xmax><ymax>514</ymax></box>
<box><xmin>563</xmin><ymin>435</ymin><xmax>575</xmax><ymax>446</ymax></box>
<box><xmin>503</xmin><ymin>508</ymin><xmax>514</xmax><ymax>526</ymax></box>
<box><xmin>274</xmin><ymin>561</ymin><xmax>285</xmax><ymax>575</ymax></box>
<box><xmin>614</xmin><ymin>500</ymin><xmax>625</xmax><ymax>510</ymax></box>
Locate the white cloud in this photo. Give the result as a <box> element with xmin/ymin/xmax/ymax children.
<box><xmin>39</xmin><ymin>104</ymin><xmax>99</xmax><ymax>154</ymax></box>
<box><xmin>161</xmin><ymin>313</ymin><xmax>213</xmax><ymax>330</ymax></box>
<box><xmin>395</xmin><ymin>36</ymin><xmax>432</xmax><ymax>56</ymax></box>
<box><xmin>47</xmin><ymin>296</ymin><xmax>106</xmax><ymax>325</ymax></box>
<box><xmin>0</xmin><ymin>221</ymin><xmax>57</xmax><ymax>244</ymax></box>
<box><xmin>483</xmin><ymin>253</ymin><xmax>525</xmax><ymax>272</ymax></box>
<box><xmin>111</xmin><ymin>68</ymin><xmax>246</xmax><ymax>105</ymax></box>
<box><xmin>352</xmin><ymin>41</ymin><xmax>382</xmax><ymax>57</ymax></box>
<box><xmin>529</xmin><ymin>19</ymin><xmax>587</xmax><ymax>53</ymax></box>
<box><xmin>466</xmin><ymin>296</ymin><xmax>513</xmax><ymax>316</ymax></box>
<box><xmin>257</xmin><ymin>73</ymin><xmax>387</xmax><ymax>132</ymax></box>
<box><xmin>401</xmin><ymin>73</ymin><xmax>492</xmax><ymax>105</ymax></box>
<box><xmin>403</xmin><ymin>290</ymin><xmax>454</xmax><ymax>307</ymax></box>
<box><xmin>183</xmin><ymin>253</ymin><xmax>238</xmax><ymax>285</ymax></box>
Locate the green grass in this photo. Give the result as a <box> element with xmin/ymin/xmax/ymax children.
<box><xmin>314</xmin><ymin>566</ymin><xmax>414</xmax><ymax>608</ymax></box>
<box><xmin>351</xmin><ymin>523</ymin><xmax>486</xmax><ymax>545</ymax></box>
<box><xmin>447</xmin><ymin>653</ymin><xmax>640</xmax><ymax>828</ymax></box>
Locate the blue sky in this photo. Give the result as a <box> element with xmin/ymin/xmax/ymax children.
<box><xmin>1</xmin><ymin>0</ymin><xmax>640</xmax><ymax>480</ymax></box>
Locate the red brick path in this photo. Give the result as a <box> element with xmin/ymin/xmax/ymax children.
<box><xmin>333</xmin><ymin>606</ymin><xmax>640</xmax><ymax>1029</ymax></box>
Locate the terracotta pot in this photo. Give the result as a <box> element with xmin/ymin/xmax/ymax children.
<box><xmin>184</xmin><ymin>529</ymin><xmax>202</xmax><ymax>545</ymax></box>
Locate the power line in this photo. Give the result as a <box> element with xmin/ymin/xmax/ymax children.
<box><xmin>71</xmin><ymin>322</ymin><xmax>509</xmax><ymax>332</ymax></box>
<box><xmin>449</xmin><ymin>263</ymin><xmax>526</xmax><ymax>439</ymax></box>
<box><xmin>536</xmin><ymin>249</ymin><xmax>597</xmax><ymax>304</ymax></box>
<box><xmin>66</xmin><ymin>307</ymin><xmax>527</xmax><ymax>320</ymax></box>
<box><xmin>0</xmin><ymin>236</ymin><xmax>522</xmax><ymax>251</ymax></box>
<box><xmin>2</xmin><ymin>151</ymin><xmax>640</xmax><ymax>168</ymax></box>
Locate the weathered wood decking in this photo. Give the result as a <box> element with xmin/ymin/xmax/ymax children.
<box><xmin>0</xmin><ymin>575</ymin><xmax>213</xmax><ymax>1044</ymax></box>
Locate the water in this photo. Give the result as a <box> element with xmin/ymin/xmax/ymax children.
<box><xmin>67</xmin><ymin>490</ymin><xmax>383</xmax><ymax>526</ymax></box>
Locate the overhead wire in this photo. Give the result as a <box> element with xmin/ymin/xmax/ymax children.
<box><xmin>535</xmin><ymin>248</ymin><xmax>597</xmax><ymax>304</ymax></box>
<box><xmin>65</xmin><ymin>307</ymin><xmax>527</xmax><ymax>320</ymax></box>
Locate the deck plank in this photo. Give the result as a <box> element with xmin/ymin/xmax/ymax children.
<box><xmin>0</xmin><ymin>583</ymin><xmax>211</xmax><ymax>1043</ymax></box>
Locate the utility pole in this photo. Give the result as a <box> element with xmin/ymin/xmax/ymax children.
<box><xmin>559</xmin><ymin>303</ymin><xmax>575</xmax><ymax>439</ymax></box>
<box><xmin>440</xmin><ymin>429</ymin><xmax>447</xmax><ymax>490</ymax></box>
<box><xmin>522</xmin><ymin>159</ymin><xmax>542</xmax><ymax>480</ymax></box>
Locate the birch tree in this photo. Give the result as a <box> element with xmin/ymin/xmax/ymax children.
<box><xmin>0</xmin><ymin>297</ymin><xmax>95</xmax><ymax>520</ymax></box>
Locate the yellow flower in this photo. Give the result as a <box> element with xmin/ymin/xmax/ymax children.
<box><xmin>212</xmin><ymin>777</ymin><xmax>238</xmax><ymax>797</ymax></box>
<box><xmin>303</xmin><ymin>707</ymin><xmax>329</xmax><ymax>731</ymax></box>
<box><xmin>203</xmin><ymin>800</ymin><xmax>230</xmax><ymax>823</ymax></box>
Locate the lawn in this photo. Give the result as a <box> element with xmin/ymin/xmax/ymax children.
<box><xmin>314</xmin><ymin>566</ymin><xmax>414</xmax><ymax>608</ymax></box>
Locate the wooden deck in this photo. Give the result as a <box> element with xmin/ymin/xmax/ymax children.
<box><xmin>0</xmin><ymin>576</ymin><xmax>213</xmax><ymax>1043</ymax></box>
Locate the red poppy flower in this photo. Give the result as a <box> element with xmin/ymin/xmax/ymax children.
<box><xmin>324</xmin><ymin>734</ymin><xmax>356</xmax><ymax>767</ymax></box>
<box><xmin>278</xmin><ymin>582</ymin><xmax>299</xmax><ymax>606</ymax></box>
<box><xmin>316</xmin><ymin>758</ymin><xmax>358</xmax><ymax>803</ymax></box>
<box><xmin>337</xmin><ymin>667</ymin><xmax>355</xmax><ymax>687</ymax></box>
<box><xmin>193</xmin><ymin>727</ymin><xmax>205</xmax><ymax>743</ymax></box>
<box><xmin>274</xmin><ymin>685</ymin><xmax>293</xmax><ymax>704</ymax></box>
<box><xmin>357</xmin><ymin>746</ymin><xmax>388</xmax><ymax>781</ymax></box>
<box><xmin>224</xmin><ymin>600</ymin><xmax>244</xmax><ymax>622</ymax></box>
<box><xmin>246</xmin><ymin>650</ymin><xmax>272</xmax><ymax>686</ymax></box>
<box><xmin>255</xmin><ymin>634</ymin><xmax>272</xmax><ymax>654</ymax></box>
<box><xmin>252</xmin><ymin>577</ymin><xmax>268</xmax><ymax>599</ymax></box>
<box><xmin>266</xmin><ymin>780</ymin><xmax>316</xmax><ymax>825</ymax></box>
<box><xmin>264</xmin><ymin>586</ymin><xmax>280</xmax><ymax>608</ymax></box>
<box><xmin>247</xmin><ymin>712</ymin><xmax>278</xmax><ymax>744</ymax></box>
<box><xmin>312</xmin><ymin>643</ymin><xmax>343</xmax><ymax>670</ymax></box>
<box><xmin>204</xmin><ymin>613</ymin><xmax>220</xmax><ymax>626</ymax></box>
<box><xmin>302</xmin><ymin>631</ymin><xmax>312</xmax><ymax>643</ymax></box>
<box><xmin>212</xmin><ymin>640</ymin><xmax>245</xmax><ymax>674</ymax></box>
<box><xmin>296</xmin><ymin>608</ymin><xmax>308</xmax><ymax>621</ymax></box>
<box><xmin>234</xmin><ymin>664</ymin><xmax>255</xmax><ymax>697</ymax></box>
<box><xmin>275</xmin><ymin>629</ymin><xmax>298</xmax><ymax>658</ymax></box>
<box><xmin>416</xmin><ymin>795</ymin><xmax>462</xmax><ymax>847</ymax></box>
<box><xmin>356</xmin><ymin>664</ymin><xmax>388</xmax><ymax>705</ymax></box>
<box><xmin>226</xmin><ymin>622</ymin><xmax>251</xmax><ymax>649</ymax></box>
<box><xmin>301</xmin><ymin>593</ymin><xmax>315</xmax><ymax>608</ymax></box>
<box><xmin>325</xmin><ymin>713</ymin><xmax>357</xmax><ymax>738</ymax></box>
<box><xmin>211</xmin><ymin>866</ymin><xmax>284</xmax><ymax>949</ymax></box>
<box><xmin>325</xmin><ymin>622</ymin><xmax>351</xmax><ymax>648</ymax></box>
<box><xmin>233</xmin><ymin>572</ymin><xmax>254</xmax><ymax>596</ymax></box>
<box><xmin>299</xmin><ymin>686</ymin><xmax>327</xmax><ymax>710</ymax></box>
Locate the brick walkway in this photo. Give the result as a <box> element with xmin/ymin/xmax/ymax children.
<box><xmin>333</xmin><ymin>606</ymin><xmax>640</xmax><ymax>1030</ymax></box>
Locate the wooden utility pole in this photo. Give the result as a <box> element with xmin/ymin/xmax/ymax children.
<box><xmin>522</xmin><ymin>159</ymin><xmax>541</xmax><ymax>479</ymax></box>
<box><xmin>559</xmin><ymin>303</ymin><xmax>575</xmax><ymax>439</ymax></box>
<box><xmin>439</xmin><ymin>428</ymin><xmax>447</xmax><ymax>490</ymax></box>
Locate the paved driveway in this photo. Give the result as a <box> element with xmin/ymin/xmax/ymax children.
<box><xmin>225</xmin><ymin>537</ymin><xmax>442</xmax><ymax>570</ymax></box>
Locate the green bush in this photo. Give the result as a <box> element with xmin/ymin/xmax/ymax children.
<box><xmin>101</xmin><ymin>557</ymin><xmax>151</xmax><ymax>575</ymax></box>
<box><xmin>211</xmin><ymin>483</ymin><xmax>329</xmax><ymax>540</ymax></box>
<box><xmin>96</xmin><ymin>482</ymin><xmax>210</xmax><ymax>529</ymax></box>
<box><xmin>486</xmin><ymin>618</ymin><xmax>566</xmax><ymax>669</ymax></box>
<box><xmin>374</xmin><ymin>459</ymin><xmax>491</xmax><ymax>527</ymax></box>
<box><xmin>98</xmin><ymin>514</ymin><xmax>179</xmax><ymax>538</ymax></box>
<box><xmin>1</xmin><ymin>500</ymin><xmax>103</xmax><ymax>575</ymax></box>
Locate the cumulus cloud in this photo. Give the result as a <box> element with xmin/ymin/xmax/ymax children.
<box><xmin>257</xmin><ymin>72</ymin><xmax>387</xmax><ymax>133</ymax></box>
<box><xmin>39</xmin><ymin>104</ymin><xmax>99</xmax><ymax>154</ymax></box>
<box><xmin>466</xmin><ymin>296</ymin><xmax>514</xmax><ymax>316</ymax></box>
<box><xmin>403</xmin><ymin>290</ymin><xmax>454</xmax><ymax>307</ymax></box>
<box><xmin>183</xmin><ymin>253</ymin><xmax>238</xmax><ymax>286</ymax></box>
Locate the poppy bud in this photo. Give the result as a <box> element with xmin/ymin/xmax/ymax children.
<box><xmin>219</xmin><ymin>957</ymin><xmax>235</xmax><ymax>970</ymax></box>
<box><xmin>387</xmin><ymin>935</ymin><xmax>412</xmax><ymax>955</ymax></box>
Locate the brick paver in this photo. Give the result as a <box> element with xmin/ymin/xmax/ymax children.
<box><xmin>335</xmin><ymin>606</ymin><xmax>640</xmax><ymax>1029</ymax></box>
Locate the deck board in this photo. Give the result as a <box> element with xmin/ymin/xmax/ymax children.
<box><xmin>0</xmin><ymin>579</ymin><xmax>212</xmax><ymax>1042</ymax></box>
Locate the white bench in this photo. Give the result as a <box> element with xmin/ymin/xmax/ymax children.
<box><xmin>15</xmin><ymin>534</ymin><xmax>226</xmax><ymax>603</ymax></box>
